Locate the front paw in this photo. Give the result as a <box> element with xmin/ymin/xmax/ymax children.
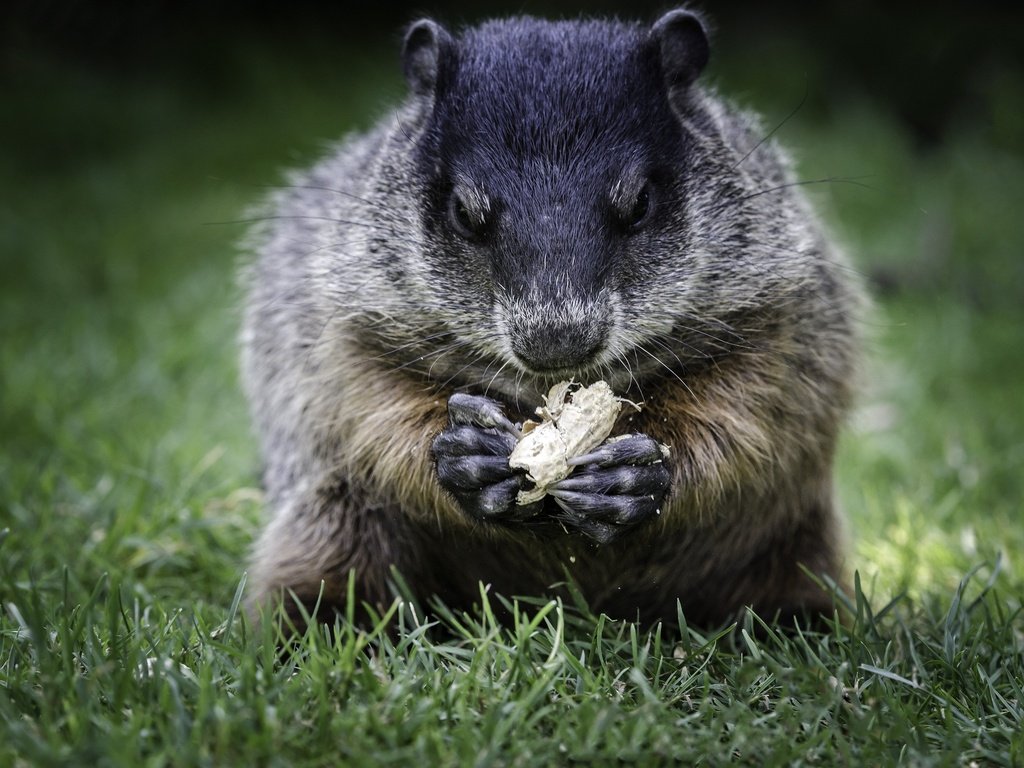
<box><xmin>547</xmin><ymin>434</ymin><xmax>671</xmax><ymax>544</ymax></box>
<box><xmin>432</xmin><ymin>393</ymin><xmax>540</xmax><ymax>522</ymax></box>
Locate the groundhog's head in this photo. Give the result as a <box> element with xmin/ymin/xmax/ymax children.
<box><xmin>386</xmin><ymin>10</ymin><xmax>801</xmax><ymax>400</ymax></box>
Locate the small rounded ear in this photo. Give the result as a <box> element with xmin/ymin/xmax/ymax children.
<box><xmin>402</xmin><ymin>19</ymin><xmax>454</xmax><ymax>97</ymax></box>
<box><xmin>650</xmin><ymin>9</ymin><xmax>710</xmax><ymax>91</ymax></box>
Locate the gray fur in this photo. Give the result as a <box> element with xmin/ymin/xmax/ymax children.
<box><xmin>240</xmin><ymin>11</ymin><xmax>863</xmax><ymax>628</ymax></box>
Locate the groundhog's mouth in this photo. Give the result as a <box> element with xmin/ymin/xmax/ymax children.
<box><xmin>475</xmin><ymin>358</ymin><xmax>641</xmax><ymax>414</ymax></box>
<box><xmin>508</xmin><ymin>344</ymin><xmax>607</xmax><ymax>380</ymax></box>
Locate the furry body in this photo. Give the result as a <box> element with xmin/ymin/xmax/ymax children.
<box><xmin>241</xmin><ymin>12</ymin><xmax>861</xmax><ymax>627</ymax></box>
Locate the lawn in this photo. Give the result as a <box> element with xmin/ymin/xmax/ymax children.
<box><xmin>2</xmin><ymin>12</ymin><xmax>1022</xmax><ymax>767</ymax></box>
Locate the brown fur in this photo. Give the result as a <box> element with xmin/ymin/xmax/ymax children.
<box><xmin>249</xmin><ymin>323</ymin><xmax>852</xmax><ymax>628</ymax></box>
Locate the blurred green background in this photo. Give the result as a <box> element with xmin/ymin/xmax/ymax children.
<box><xmin>1</xmin><ymin>0</ymin><xmax>1022</xmax><ymax>603</ymax></box>
<box><xmin>2</xmin><ymin>6</ymin><xmax>1022</xmax><ymax>762</ymax></box>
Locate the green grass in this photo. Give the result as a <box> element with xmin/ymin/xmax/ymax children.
<box><xmin>2</xmin><ymin>29</ymin><xmax>1023</xmax><ymax>767</ymax></box>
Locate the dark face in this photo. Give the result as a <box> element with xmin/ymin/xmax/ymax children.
<box><xmin>413</xmin><ymin>19</ymin><xmax>694</xmax><ymax>382</ymax></box>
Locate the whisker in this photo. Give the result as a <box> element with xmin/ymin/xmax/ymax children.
<box><xmin>372</xmin><ymin>330</ymin><xmax>459</xmax><ymax>360</ymax></box>
<box><xmin>483</xmin><ymin>359</ymin><xmax>513</xmax><ymax>398</ymax></box>
<box><xmin>634</xmin><ymin>343</ymin><xmax>698</xmax><ymax>403</ymax></box>
<box><xmin>645</xmin><ymin>336</ymin><xmax>691</xmax><ymax>372</ymax></box>
<box><xmin>436</xmin><ymin>350</ymin><xmax>491</xmax><ymax>392</ymax></box>
<box><xmin>708</xmin><ymin>175</ymin><xmax>877</xmax><ymax>217</ymax></box>
<box><xmin>730</xmin><ymin>80</ymin><xmax>808</xmax><ymax>171</ymax></box>
<box><xmin>250</xmin><ymin>182</ymin><xmax>384</xmax><ymax>210</ymax></box>
<box><xmin>378</xmin><ymin>339</ymin><xmax>461</xmax><ymax>375</ymax></box>
<box><xmin>213</xmin><ymin>214</ymin><xmax>423</xmax><ymax>249</ymax></box>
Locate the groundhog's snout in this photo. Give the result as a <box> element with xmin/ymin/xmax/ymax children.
<box><xmin>513</xmin><ymin>326</ymin><xmax>606</xmax><ymax>372</ymax></box>
<box><xmin>499</xmin><ymin>293</ymin><xmax>610</xmax><ymax>374</ymax></box>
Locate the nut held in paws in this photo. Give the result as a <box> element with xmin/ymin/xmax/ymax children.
<box><xmin>508</xmin><ymin>380</ymin><xmax>638</xmax><ymax>504</ymax></box>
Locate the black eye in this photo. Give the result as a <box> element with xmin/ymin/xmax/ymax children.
<box><xmin>614</xmin><ymin>180</ymin><xmax>655</xmax><ymax>231</ymax></box>
<box><xmin>620</xmin><ymin>182</ymin><xmax>654</xmax><ymax>229</ymax></box>
<box><xmin>447</xmin><ymin>191</ymin><xmax>486</xmax><ymax>240</ymax></box>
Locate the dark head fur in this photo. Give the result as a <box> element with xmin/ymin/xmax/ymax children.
<box><xmin>393</xmin><ymin>12</ymin><xmax>733</xmax><ymax>389</ymax></box>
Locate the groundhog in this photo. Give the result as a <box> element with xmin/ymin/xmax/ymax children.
<box><xmin>240</xmin><ymin>9</ymin><xmax>862</xmax><ymax>630</ymax></box>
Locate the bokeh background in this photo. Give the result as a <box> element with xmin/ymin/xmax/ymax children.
<box><xmin>2</xmin><ymin>1</ymin><xmax>1022</xmax><ymax>605</ymax></box>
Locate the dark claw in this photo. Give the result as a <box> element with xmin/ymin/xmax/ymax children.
<box><xmin>548</xmin><ymin>488</ymin><xmax>662</xmax><ymax>526</ymax></box>
<box><xmin>436</xmin><ymin>454</ymin><xmax>517</xmax><ymax>490</ymax></box>
<box><xmin>452</xmin><ymin>475</ymin><xmax>538</xmax><ymax>522</ymax></box>
<box><xmin>432</xmin><ymin>425</ymin><xmax>518</xmax><ymax>459</ymax></box>
<box><xmin>447</xmin><ymin>392</ymin><xmax>520</xmax><ymax>436</ymax></box>
<box><xmin>567</xmin><ymin>433</ymin><xmax>666</xmax><ymax>468</ymax></box>
<box><xmin>550</xmin><ymin>464</ymin><xmax>670</xmax><ymax>496</ymax></box>
<box><xmin>550</xmin><ymin>501</ymin><xmax>622</xmax><ymax>545</ymax></box>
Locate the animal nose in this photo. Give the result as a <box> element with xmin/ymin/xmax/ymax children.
<box><xmin>514</xmin><ymin>331</ymin><xmax>605</xmax><ymax>372</ymax></box>
<box><xmin>502</xmin><ymin>296</ymin><xmax>609</xmax><ymax>373</ymax></box>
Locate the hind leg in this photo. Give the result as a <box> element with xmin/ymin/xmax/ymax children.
<box><xmin>247</xmin><ymin>482</ymin><xmax>407</xmax><ymax>630</ymax></box>
<box><xmin>707</xmin><ymin>502</ymin><xmax>848</xmax><ymax>631</ymax></box>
